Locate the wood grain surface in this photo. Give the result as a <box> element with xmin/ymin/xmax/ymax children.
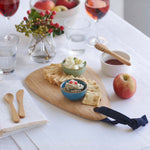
<box><xmin>25</xmin><ymin>66</ymin><xmax>111</xmax><ymax>120</ymax></box>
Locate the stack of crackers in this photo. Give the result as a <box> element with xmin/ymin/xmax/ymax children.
<box><xmin>43</xmin><ymin>63</ymin><xmax>101</xmax><ymax>106</ymax></box>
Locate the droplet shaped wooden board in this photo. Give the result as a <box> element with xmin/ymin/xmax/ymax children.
<box><xmin>25</xmin><ymin>66</ymin><xmax>111</xmax><ymax>120</ymax></box>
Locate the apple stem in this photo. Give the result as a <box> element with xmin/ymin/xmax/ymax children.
<box><xmin>123</xmin><ymin>75</ymin><xmax>128</xmax><ymax>81</ymax></box>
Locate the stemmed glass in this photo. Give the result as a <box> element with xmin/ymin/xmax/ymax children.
<box><xmin>0</xmin><ymin>0</ymin><xmax>20</xmax><ymax>18</ymax></box>
<box><xmin>85</xmin><ymin>0</ymin><xmax>109</xmax><ymax>46</ymax></box>
<box><xmin>0</xmin><ymin>0</ymin><xmax>20</xmax><ymax>37</ymax></box>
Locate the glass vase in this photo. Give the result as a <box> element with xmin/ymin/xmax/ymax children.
<box><xmin>28</xmin><ymin>34</ymin><xmax>56</xmax><ymax>63</ymax></box>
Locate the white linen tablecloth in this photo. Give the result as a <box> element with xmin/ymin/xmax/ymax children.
<box><xmin>1</xmin><ymin>0</ymin><xmax>150</xmax><ymax>150</ymax></box>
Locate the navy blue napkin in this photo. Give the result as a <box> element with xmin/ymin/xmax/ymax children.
<box><xmin>94</xmin><ymin>106</ymin><xmax>148</xmax><ymax>130</ymax></box>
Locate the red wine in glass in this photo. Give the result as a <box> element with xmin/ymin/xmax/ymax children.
<box><xmin>85</xmin><ymin>0</ymin><xmax>109</xmax><ymax>45</ymax></box>
<box><xmin>0</xmin><ymin>0</ymin><xmax>20</xmax><ymax>17</ymax></box>
<box><xmin>0</xmin><ymin>0</ymin><xmax>20</xmax><ymax>58</ymax></box>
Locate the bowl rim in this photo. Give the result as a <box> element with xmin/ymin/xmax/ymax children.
<box><xmin>55</xmin><ymin>0</ymin><xmax>81</xmax><ymax>13</ymax></box>
<box><xmin>0</xmin><ymin>34</ymin><xmax>19</xmax><ymax>46</ymax></box>
<box><xmin>60</xmin><ymin>79</ymin><xmax>87</xmax><ymax>94</ymax></box>
<box><xmin>62</xmin><ymin>60</ymin><xmax>86</xmax><ymax>71</ymax></box>
<box><xmin>30</xmin><ymin>0</ymin><xmax>81</xmax><ymax>13</ymax></box>
<box><xmin>101</xmin><ymin>50</ymin><xmax>130</xmax><ymax>67</ymax></box>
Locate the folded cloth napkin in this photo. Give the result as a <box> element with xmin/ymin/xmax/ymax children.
<box><xmin>94</xmin><ymin>107</ymin><xmax>148</xmax><ymax>130</ymax></box>
<box><xmin>0</xmin><ymin>80</ymin><xmax>48</xmax><ymax>139</ymax></box>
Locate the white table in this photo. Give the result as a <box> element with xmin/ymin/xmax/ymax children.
<box><xmin>1</xmin><ymin>1</ymin><xmax>150</xmax><ymax>150</ymax></box>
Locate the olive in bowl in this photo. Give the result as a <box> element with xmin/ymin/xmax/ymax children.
<box><xmin>62</xmin><ymin>57</ymin><xmax>86</xmax><ymax>77</ymax></box>
<box><xmin>60</xmin><ymin>79</ymin><xmax>87</xmax><ymax>101</ymax></box>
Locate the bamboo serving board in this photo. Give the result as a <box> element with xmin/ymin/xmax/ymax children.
<box><xmin>25</xmin><ymin>66</ymin><xmax>111</xmax><ymax>120</ymax></box>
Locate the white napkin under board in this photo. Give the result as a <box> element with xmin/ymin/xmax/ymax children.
<box><xmin>0</xmin><ymin>80</ymin><xmax>48</xmax><ymax>139</ymax></box>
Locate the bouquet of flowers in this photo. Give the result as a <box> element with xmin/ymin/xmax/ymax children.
<box><xmin>15</xmin><ymin>9</ymin><xmax>64</xmax><ymax>63</ymax></box>
<box><xmin>15</xmin><ymin>9</ymin><xmax>64</xmax><ymax>37</ymax></box>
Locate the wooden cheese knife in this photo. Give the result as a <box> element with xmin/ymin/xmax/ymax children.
<box><xmin>16</xmin><ymin>89</ymin><xmax>25</xmax><ymax>118</ymax></box>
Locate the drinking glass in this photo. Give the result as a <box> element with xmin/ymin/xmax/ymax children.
<box><xmin>0</xmin><ymin>0</ymin><xmax>20</xmax><ymax>38</ymax></box>
<box><xmin>0</xmin><ymin>34</ymin><xmax>19</xmax><ymax>74</ymax></box>
<box><xmin>64</xmin><ymin>18</ymin><xmax>91</xmax><ymax>56</ymax></box>
<box><xmin>85</xmin><ymin>0</ymin><xmax>109</xmax><ymax>46</ymax></box>
<box><xmin>0</xmin><ymin>0</ymin><xmax>20</xmax><ymax>18</ymax></box>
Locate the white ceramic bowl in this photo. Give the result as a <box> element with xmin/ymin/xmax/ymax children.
<box><xmin>53</xmin><ymin>0</ymin><xmax>81</xmax><ymax>25</ymax></box>
<box><xmin>30</xmin><ymin>0</ymin><xmax>81</xmax><ymax>26</ymax></box>
<box><xmin>101</xmin><ymin>51</ymin><xmax>131</xmax><ymax>77</ymax></box>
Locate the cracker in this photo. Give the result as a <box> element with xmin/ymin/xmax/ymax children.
<box><xmin>82</xmin><ymin>79</ymin><xmax>101</xmax><ymax>106</ymax></box>
<box><xmin>43</xmin><ymin>64</ymin><xmax>76</xmax><ymax>86</ymax></box>
<box><xmin>82</xmin><ymin>91</ymin><xmax>101</xmax><ymax>106</ymax></box>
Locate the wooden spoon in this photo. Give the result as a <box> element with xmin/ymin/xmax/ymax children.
<box><xmin>16</xmin><ymin>89</ymin><xmax>25</xmax><ymax>118</ymax></box>
<box><xmin>95</xmin><ymin>43</ymin><xmax>131</xmax><ymax>66</ymax></box>
<box><xmin>4</xmin><ymin>93</ymin><xmax>20</xmax><ymax>123</ymax></box>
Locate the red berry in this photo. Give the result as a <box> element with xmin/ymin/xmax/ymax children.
<box><xmin>48</xmin><ymin>28</ymin><xmax>53</xmax><ymax>33</ymax></box>
<box><xmin>27</xmin><ymin>10</ymin><xmax>31</xmax><ymax>15</ymax></box>
<box><xmin>40</xmin><ymin>12</ymin><xmax>45</xmax><ymax>17</ymax></box>
<box><xmin>60</xmin><ymin>26</ymin><xmax>64</xmax><ymax>31</ymax></box>
<box><xmin>52</xmin><ymin>11</ymin><xmax>56</xmax><ymax>15</ymax></box>
<box><xmin>54</xmin><ymin>23</ymin><xmax>59</xmax><ymax>28</ymax></box>
<box><xmin>23</xmin><ymin>17</ymin><xmax>27</xmax><ymax>21</ymax></box>
<box><xmin>50</xmin><ymin>15</ymin><xmax>54</xmax><ymax>19</ymax></box>
<box><xmin>74</xmin><ymin>81</ymin><xmax>78</xmax><ymax>85</ymax></box>
<box><xmin>50</xmin><ymin>22</ymin><xmax>54</xmax><ymax>26</ymax></box>
<box><xmin>69</xmin><ymin>81</ymin><xmax>73</xmax><ymax>84</ymax></box>
<box><xmin>45</xmin><ymin>10</ymin><xmax>50</xmax><ymax>15</ymax></box>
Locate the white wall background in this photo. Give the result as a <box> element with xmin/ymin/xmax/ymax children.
<box><xmin>110</xmin><ymin>0</ymin><xmax>124</xmax><ymax>18</ymax></box>
<box><xmin>110</xmin><ymin>0</ymin><xmax>150</xmax><ymax>37</ymax></box>
<box><xmin>124</xmin><ymin>0</ymin><xmax>150</xmax><ymax>37</ymax></box>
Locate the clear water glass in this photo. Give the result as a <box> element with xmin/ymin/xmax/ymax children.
<box><xmin>64</xmin><ymin>18</ymin><xmax>91</xmax><ymax>56</ymax></box>
<box><xmin>0</xmin><ymin>34</ymin><xmax>19</xmax><ymax>74</ymax></box>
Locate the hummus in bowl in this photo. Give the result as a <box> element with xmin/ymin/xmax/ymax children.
<box><xmin>61</xmin><ymin>79</ymin><xmax>87</xmax><ymax>101</ymax></box>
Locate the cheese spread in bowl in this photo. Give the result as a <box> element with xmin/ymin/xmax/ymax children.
<box><xmin>61</xmin><ymin>79</ymin><xmax>87</xmax><ymax>101</ymax></box>
<box><xmin>62</xmin><ymin>57</ymin><xmax>86</xmax><ymax>77</ymax></box>
<box><xmin>64</xmin><ymin>79</ymin><xmax>84</xmax><ymax>93</ymax></box>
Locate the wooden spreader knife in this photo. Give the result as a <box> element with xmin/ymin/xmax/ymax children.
<box><xmin>4</xmin><ymin>93</ymin><xmax>20</xmax><ymax>123</ymax></box>
<box><xmin>16</xmin><ymin>89</ymin><xmax>25</xmax><ymax>118</ymax></box>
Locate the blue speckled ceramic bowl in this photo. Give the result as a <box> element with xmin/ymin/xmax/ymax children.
<box><xmin>60</xmin><ymin>79</ymin><xmax>87</xmax><ymax>101</ymax></box>
<box><xmin>62</xmin><ymin>60</ymin><xmax>86</xmax><ymax>77</ymax></box>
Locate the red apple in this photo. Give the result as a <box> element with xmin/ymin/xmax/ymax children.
<box><xmin>34</xmin><ymin>0</ymin><xmax>55</xmax><ymax>11</ymax></box>
<box><xmin>56</xmin><ymin>0</ymin><xmax>77</xmax><ymax>9</ymax></box>
<box><xmin>113</xmin><ymin>73</ymin><xmax>136</xmax><ymax>99</ymax></box>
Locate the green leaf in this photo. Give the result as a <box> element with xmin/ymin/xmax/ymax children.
<box><xmin>31</xmin><ymin>25</ymin><xmax>39</xmax><ymax>31</ymax></box>
<box><xmin>29</xmin><ymin>9</ymin><xmax>41</xmax><ymax>20</ymax></box>
<box><xmin>53</xmin><ymin>29</ymin><xmax>64</xmax><ymax>35</ymax></box>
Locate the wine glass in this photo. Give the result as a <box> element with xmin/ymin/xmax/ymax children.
<box><xmin>0</xmin><ymin>0</ymin><xmax>20</xmax><ymax>18</ymax></box>
<box><xmin>0</xmin><ymin>0</ymin><xmax>20</xmax><ymax>37</ymax></box>
<box><xmin>85</xmin><ymin>0</ymin><xmax>109</xmax><ymax>46</ymax></box>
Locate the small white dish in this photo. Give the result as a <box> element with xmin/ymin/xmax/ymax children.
<box><xmin>101</xmin><ymin>51</ymin><xmax>131</xmax><ymax>77</ymax></box>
